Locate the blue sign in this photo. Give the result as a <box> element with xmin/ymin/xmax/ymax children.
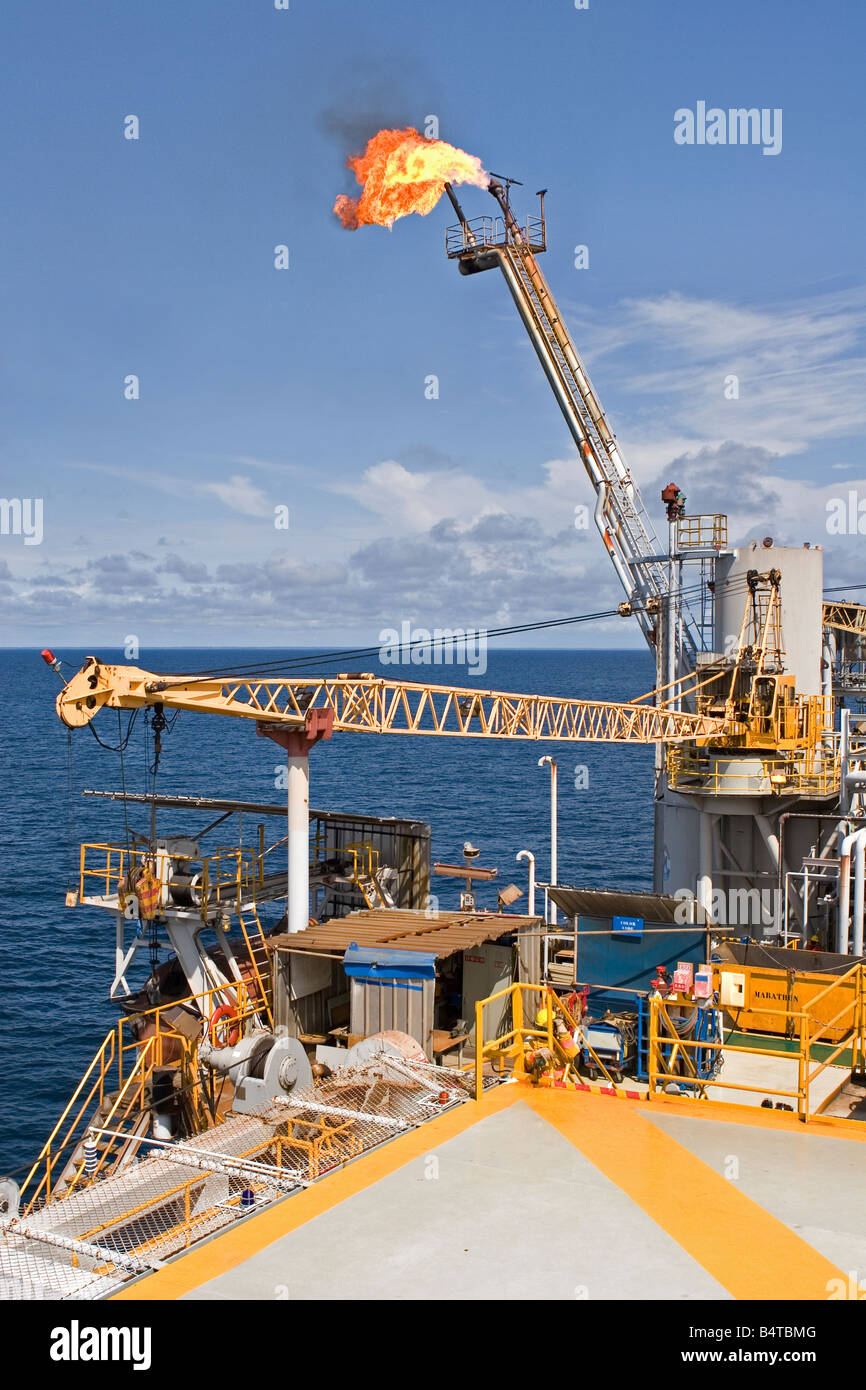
<box><xmin>343</xmin><ymin>943</ymin><xmax>437</xmax><ymax>981</ymax></box>
<box><xmin>612</xmin><ymin>915</ymin><xmax>644</xmax><ymax>940</ymax></box>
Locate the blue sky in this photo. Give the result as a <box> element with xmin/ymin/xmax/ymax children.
<box><xmin>2</xmin><ymin>0</ymin><xmax>865</xmax><ymax>648</ymax></box>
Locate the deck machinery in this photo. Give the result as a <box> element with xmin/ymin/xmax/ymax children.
<box><xmin>444</xmin><ymin>176</ymin><xmax>866</xmax><ymax>949</ymax></box>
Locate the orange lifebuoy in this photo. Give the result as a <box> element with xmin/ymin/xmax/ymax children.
<box><xmin>209</xmin><ymin>1004</ymin><xmax>239</xmax><ymax>1048</ymax></box>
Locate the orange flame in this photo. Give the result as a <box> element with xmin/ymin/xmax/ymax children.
<box><xmin>334</xmin><ymin>127</ymin><xmax>488</xmax><ymax>230</ymax></box>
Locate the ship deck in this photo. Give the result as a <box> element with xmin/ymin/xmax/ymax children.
<box><xmin>114</xmin><ymin>1082</ymin><xmax>866</xmax><ymax>1302</ymax></box>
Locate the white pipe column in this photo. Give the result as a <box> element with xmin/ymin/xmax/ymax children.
<box><xmin>839</xmin><ymin>834</ymin><xmax>853</xmax><ymax>954</ymax></box>
<box><xmin>697</xmin><ymin>811</ymin><xmax>715</xmax><ymax>926</ymax></box>
<box><xmin>837</xmin><ymin>828</ymin><xmax>866</xmax><ymax>954</ymax></box>
<box><xmin>755</xmin><ymin>813</ymin><xmax>783</xmax><ymax>936</ymax></box>
<box><xmin>517</xmin><ymin>850</ymin><xmax>536</xmax><ymax>917</ymax></box>
<box><xmin>258</xmin><ymin>711</ymin><xmax>335</xmax><ymax>936</ymax></box>
<box><xmin>593</xmin><ymin>486</ymin><xmax>634</xmax><ymax>602</ymax></box>
<box><xmin>538</xmin><ymin>757</ymin><xmax>558</xmax><ymax>925</ymax></box>
<box><xmin>286</xmin><ymin>753</ymin><xmax>310</xmax><ymax>934</ymax></box>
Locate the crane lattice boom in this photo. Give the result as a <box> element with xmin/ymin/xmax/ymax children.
<box><xmin>823</xmin><ymin>600</ymin><xmax>866</xmax><ymax>637</ymax></box>
<box><xmin>56</xmin><ymin>659</ymin><xmax>737</xmax><ymax>744</ymax></box>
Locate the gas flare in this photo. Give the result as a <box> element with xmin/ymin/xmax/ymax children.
<box><xmin>333</xmin><ymin>127</ymin><xmax>488</xmax><ymax>230</ymax></box>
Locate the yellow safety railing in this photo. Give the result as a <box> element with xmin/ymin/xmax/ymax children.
<box><xmin>312</xmin><ymin>839</ymin><xmax>389</xmax><ymax>905</ymax></box>
<box><xmin>647</xmin><ymin>963</ymin><xmax>866</xmax><ymax>1122</ymax></box>
<box><xmin>666</xmin><ymin>746</ymin><xmax>839</xmax><ymax>798</ymax></box>
<box><xmin>78</xmin><ymin>842</ymin><xmax>263</xmax><ymax>920</ymax></box>
<box><xmin>19</xmin><ymin>977</ymin><xmax>264</xmax><ymax>1214</ymax></box>
<box><xmin>17</xmin><ymin>1030</ymin><xmax>118</xmax><ymax>1212</ymax></box>
<box><xmin>676</xmin><ymin>514</ymin><xmax>728</xmax><ymax>550</ymax></box>
<box><xmin>473</xmin><ymin>982</ymin><xmax>617</xmax><ymax>1100</ymax></box>
<box><xmin>59</xmin><ymin>1038</ymin><xmax>157</xmax><ymax>1199</ymax></box>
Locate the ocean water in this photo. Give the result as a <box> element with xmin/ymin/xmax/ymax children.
<box><xmin>0</xmin><ymin>645</ymin><xmax>654</xmax><ymax>1174</ymax></box>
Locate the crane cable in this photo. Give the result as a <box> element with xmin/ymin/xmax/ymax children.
<box><xmin>161</xmin><ymin>585</ymin><xmax>713</xmax><ymax>683</ymax></box>
<box><xmin>64</xmin><ymin>729</ymin><xmax>76</xmax><ymax>901</ymax></box>
<box><xmin>154</xmin><ymin>569</ymin><xmax>805</xmax><ymax>685</ymax></box>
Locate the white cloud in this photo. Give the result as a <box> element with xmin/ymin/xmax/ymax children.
<box><xmin>333</xmin><ymin>456</ymin><xmax>592</xmax><ymax>536</ymax></box>
<box><xmin>73</xmin><ymin>463</ymin><xmax>275</xmax><ymax>519</ymax></box>
<box><xmin>200</xmin><ymin>474</ymin><xmax>272</xmax><ymax>518</ymax></box>
<box><xmin>18</xmin><ymin>281</ymin><xmax>866</xmax><ymax>643</ymax></box>
<box><xmin>567</xmin><ymin>286</ymin><xmax>866</xmax><ymax>461</ymax></box>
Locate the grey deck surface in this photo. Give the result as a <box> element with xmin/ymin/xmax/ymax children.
<box><xmin>643</xmin><ymin>1108</ymin><xmax>866</xmax><ymax>1276</ymax></box>
<box><xmin>182</xmin><ymin>1101</ymin><xmax>728</xmax><ymax>1301</ymax></box>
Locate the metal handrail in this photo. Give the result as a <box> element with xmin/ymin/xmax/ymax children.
<box><xmin>18</xmin><ymin>1032</ymin><xmax>117</xmax><ymax>1210</ymax></box>
<box><xmin>79</xmin><ymin>841</ymin><xmax>261</xmax><ymax>919</ymax></box>
<box><xmin>473</xmin><ymin>982</ymin><xmax>616</xmax><ymax>1099</ymax></box>
<box><xmin>20</xmin><ymin>978</ymin><xmax>264</xmax><ymax>1213</ymax></box>
<box><xmin>649</xmin><ymin>965</ymin><xmax>866</xmax><ymax>1121</ymax></box>
<box><xmin>61</xmin><ymin>1038</ymin><xmax>157</xmax><ymax>1196</ymax></box>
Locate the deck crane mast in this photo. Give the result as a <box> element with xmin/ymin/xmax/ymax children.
<box><xmin>443</xmin><ymin>178</ymin><xmax>696</xmax><ymax>689</ymax></box>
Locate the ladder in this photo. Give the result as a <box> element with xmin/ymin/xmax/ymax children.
<box><xmin>238</xmin><ymin>907</ymin><xmax>274</xmax><ymax>1029</ymax></box>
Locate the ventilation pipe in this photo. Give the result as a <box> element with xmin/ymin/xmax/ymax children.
<box><xmin>593</xmin><ymin>486</ymin><xmax>633</xmax><ymax>602</ymax></box>
<box><xmin>822</xmin><ymin>631</ymin><xmax>835</xmax><ymax>702</ymax></box>
<box><xmin>837</xmin><ymin>828</ymin><xmax>866</xmax><ymax>954</ymax></box>
<box><xmin>696</xmin><ymin>813</ymin><xmax>715</xmax><ymax>925</ymax></box>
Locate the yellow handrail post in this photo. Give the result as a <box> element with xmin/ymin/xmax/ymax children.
<box><xmin>513</xmin><ymin>985</ymin><xmax>525</xmax><ymax>1075</ymax></box>
<box><xmin>798</xmin><ymin>1014</ymin><xmax>808</xmax><ymax>1122</ymax></box>
<box><xmin>647</xmin><ymin>997</ymin><xmax>657</xmax><ymax>1099</ymax></box>
<box><xmin>201</xmin><ymin>859</ymin><xmax>209</xmax><ymax>923</ymax></box>
<box><xmin>475</xmin><ymin>1000</ymin><xmax>483</xmax><ymax>1102</ymax></box>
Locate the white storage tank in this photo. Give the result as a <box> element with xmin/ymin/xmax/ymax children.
<box><xmin>714</xmin><ymin>540</ymin><xmax>823</xmax><ymax>696</ymax></box>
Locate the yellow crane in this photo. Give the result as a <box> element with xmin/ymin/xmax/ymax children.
<box><xmin>823</xmin><ymin>600</ymin><xmax>866</xmax><ymax>637</ymax></box>
<box><xmin>51</xmin><ymin>653</ymin><xmax>742</xmax><ymax>937</ymax></box>
<box><xmin>54</xmin><ymin>656</ymin><xmax>735</xmax><ymax>743</ymax></box>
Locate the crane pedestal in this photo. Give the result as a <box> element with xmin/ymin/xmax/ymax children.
<box><xmin>257</xmin><ymin>710</ymin><xmax>334</xmax><ymax>934</ymax></box>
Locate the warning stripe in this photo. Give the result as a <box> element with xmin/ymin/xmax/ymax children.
<box><xmin>530</xmin><ymin>1075</ymin><xmax>647</xmax><ymax>1101</ymax></box>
